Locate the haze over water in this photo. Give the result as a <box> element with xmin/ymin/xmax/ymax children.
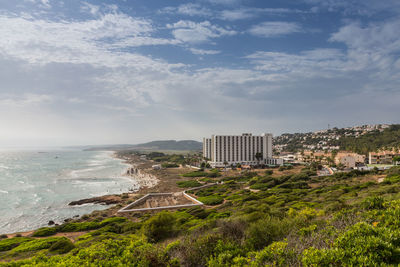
<box><xmin>0</xmin><ymin>149</ymin><xmax>137</xmax><ymax>234</ymax></box>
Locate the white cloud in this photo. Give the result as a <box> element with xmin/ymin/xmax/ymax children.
<box><xmin>81</xmin><ymin>2</ymin><xmax>100</xmax><ymax>16</ymax></box>
<box><xmin>161</xmin><ymin>3</ymin><xmax>213</xmax><ymax>17</ymax></box>
<box><xmin>0</xmin><ymin>13</ymin><xmax>179</xmax><ymax>67</ymax></box>
<box><xmin>205</xmin><ymin>0</ymin><xmax>241</xmax><ymax>5</ymax></box>
<box><xmin>189</xmin><ymin>48</ymin><xmax>221</xmax><ymax>55</ymax></box>
<box><xmin>220</xmin><ymin>8</ymin><xmax>300</xmax><ymax>21</ymax></box>
<box><xmin>167</xmin><ymin>20</ymin><xmax>236</xmax><ymax>43</ymax></box>
<box><xmin>249</xmin><ymin>21</ymin><xmax>302</xmax><ymax>38</ymax></box>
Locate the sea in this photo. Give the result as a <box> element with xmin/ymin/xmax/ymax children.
<box><xmin>0</xmin><ymin>149</ymin><xmax>138</xmax><ymax>234</ymax></box>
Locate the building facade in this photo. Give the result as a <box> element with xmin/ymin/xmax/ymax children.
<box><xmin>369</xmin><ymin>150</ymin><xmax>400</xmax><ymax>165</ymax></box>
<box><xmin>203</xmin><ymin>138</ymin><xmax>212</xmax><ymax>160</ymax></box>
<box><xmin>203</xmin><ymin>133</ymin><xmax>281</xmax><ymax>167</ymax></box>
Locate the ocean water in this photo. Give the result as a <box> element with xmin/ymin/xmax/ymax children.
<box><xmin>0</xmin><ymin>149</ymin><xmax>138</xmax><ymax>234</ymax></box>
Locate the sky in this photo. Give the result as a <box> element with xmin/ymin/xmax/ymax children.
<box><xmin>0</xmin><ymin>0</ymin><xmax>400</xmax><ymax>147</ymax></box>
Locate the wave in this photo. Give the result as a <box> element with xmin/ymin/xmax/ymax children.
<box><xmin>0</xmin><ymin>189</ymin><xmax>8</xmax><ymax>194</ymax></box>
<box><xmin>0</xmin><ymin>164</ymin><xmax>10</xmax><ymax>169</ymax></box>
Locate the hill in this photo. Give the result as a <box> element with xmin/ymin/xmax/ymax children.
<box><xmin>83</xmin><ymin>140</ymin><xmax>202</xmax><ymax>152</ymax></box>
<box><xmin>274</xmin><ymin>124</ymin><xmax>400</xmax><ymax>154</ymax></box>
<box><xmin>3</xmin><ymin>163</ymin><xmax>400</xmax><ymax>266</ymax></box>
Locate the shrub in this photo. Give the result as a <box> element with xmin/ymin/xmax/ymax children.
<box><xmin>143</xmin><ymin>211</ymin><xmax>177</xmax><ymax>242</ymax></box>
<box><xmin>49</xmin><ymin>238</ymin><xmax>75</xmax><ymax>254</ymax></box>
<box><xmin>176</xmin><ymin>180</ymin><xmax>202</xmax><ymax>188</ymax></box>
<box><xmin>362</xmin><ymin>196</ymin><xmax>385</xmax><ymax>210</ymax></box>
<box><xmin>0</xmin><ymin>237</ymin><xmax>33</xmax><ymax>252</ymax></box>
<box><xmin>182</xmin><ymin>171</ymin><xmax>208</xmax><ymax>177</ymax></box>
<box><xmin>265</xmin><ymin>170</ymin><xmax>273</xmax><ymax>175</ymax></box>
<box><xmin>100</xmin><ymin>217</ymin><xmax>128</xmax><ymax>226</ymax></box>
<box><xmin>58</xmin><ymin>221</ymin><xmax>101</xmax><ymax>232</ymax></box>
<box><xmin>11</xmin><ymin>237</ymin><xmax>64</xmax><ymax>254</ymax></box>
<box><xmin>33</xmin><ymin>227</ymin><xmax>57</xmax><ymax>237</ymax></box>
<box><xmin>302</xmin><ymin>222</ymin><xmax>400</xmax><ymax>266</ymax></box>
<box><xmin>198</xmin><ymin>195</ymin><xmax>224</xmax><ymax>205</ymax></box>
<box><xmin>161</xmin><ymin>163</ymin><xmax>179</xmax><ymax>168</ymax></box>
<box><xmin>245</xmin><ymin>217</ymin><xmax>290</xmax><ymax>250</ymax></box>
<box><xmin>0</xmin><ymin>234</ymin><xmax>7</xmax><ymax>239</ymax></box>
<box><xmin>249</xmin><ymin>241</ymin><xmax>296</xmax><ymax>266</ymax></box>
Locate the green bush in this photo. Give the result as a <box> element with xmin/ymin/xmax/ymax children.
<box><xmin>0</xmin><ymin>237</ymin><xmax>33</xmax><ymax>252</ymax></box>
<box><xmin>11</xmin><ymin>237</ymin><xmax>65</xmax><ymax>254</ymax></box>
<box><xmin>58</xmin><ymin>221</ymin><xmax>101</xmax><ymax>232</ymax></box>
<box><xmin>143</xmin><ymin>211</ymin><xmax>177</xmax><ymax>242</ymax></box>
<box><xmin>177</xmin><ymin>180</ymin><xmax>202</xmax><ymax>188</ymax></box>
<box><xmin>161</xmin><ymin>163</ymin><xmax>179</xmax><ymax>168</ymax></box>
<box><xmin>182</xmin><ymin>171</ymin><xmax>208</xmax><ymax>177</ymax></box>
<box><xmin>198</xmin><ymin>195</ymin><xmax>224</xmax><ymax>205</ymax></box>
<box><xmin>100</xmin><ymin>217</ymin><xmax>128</xmax><ymax>226</ymax></box>
<box><xmin>302</xmin><ymin>222</ymin><xmax>400</xmax><ymax>266</ymax></box>
<box><xmin>49</xmin><ymin>238</ymin><xmax>75</xmax><ymax>254</ymax></box>
<box><xmin>33</xmin><ymin>227</ymin><xmax>57</xmax><ymax>237</ymax></box>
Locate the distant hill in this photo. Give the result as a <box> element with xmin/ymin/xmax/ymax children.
<box><xmin>83</xmin><ymin>140</ymin><xmax>202</xmax><ymax>152</ymax></box>
<box><xmin>275</xmin><ymin>124</ymin><xmax>400</xmax><ymax>154</ymax></box>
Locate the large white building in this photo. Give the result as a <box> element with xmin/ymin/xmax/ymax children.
<box><xmin>203</xmin><ymin>133</ymin><xmax>282</xmax><ymax>167</ymax></box>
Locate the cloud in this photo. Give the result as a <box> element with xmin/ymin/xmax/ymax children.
<box><xmin>167</xmin><ymin>20</ymin><xmax>236</xmax><ymax>43</ymax></box>
<box><xmin>248</xmin><ymin>21</ymin><xmax>303</xmax><ymax>37</ymax></box>
<box><xmin>189</xmin><ymin>48</ymin><xmax>221</xmax><ymax>55</ymax></box>
<box><xmin>160</xmin><ymin>3</ymin><xmax>213</xmax><ymax>17</ymax></box>
<box><xmin>0</xmin><ymin>13</ymin><xmax>180</xmax><ymax>67</ymax></box>
<box><xmin>220</xmin><ymin>8</ymin><xmax>301</xmax><ymax>21</ymax></box>
<box><xmin>204</xmin><ymin>0</ymin><xmax>241</xmax><ymax>5</ymax></box>
<box><xmin>304</xmin><ymin>0</ymin><xmax>400</xmax><ymax>15</ymax></box>
<box><xmin>81</xmin><ymin>2</ymin><xmax>100</xmax><ymax>16</ymax></box>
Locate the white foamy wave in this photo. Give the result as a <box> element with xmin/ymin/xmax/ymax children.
<box><xmin>0</xmin><ymin>164</ymin><xmax>10</xmax><ymax>169</ymax></box>
<box><xmin>0</xmin><ymin>190</ymin><xmax>8</xmax><ymax>194</ymax></box>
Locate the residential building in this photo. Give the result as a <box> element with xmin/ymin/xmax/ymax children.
<box><xmin>202</xmin><ymin>138</ymin><xmax>212</xmax><ymax>160</ymax></box>
<box><xmin>369</xmin><ymin>150</ymin><xmax>400</xmax><ymax>165</ymax></box>
<box><xmin>334</xmin><ymin>152</ymin><xmax>365</xmax><ymax>169</ymax></box>
<box><xmin>203</xmin><ymin>133</ymin><xmax>282</xmax><ymax>167</ymax></box>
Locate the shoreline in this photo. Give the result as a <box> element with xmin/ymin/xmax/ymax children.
<box><xmin>2</xmin><ymin>151</ymin><xmax>160</xmax><ymax>237</ymax></box>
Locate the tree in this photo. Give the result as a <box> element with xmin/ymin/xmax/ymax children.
<box><xmin>393</xmin><ymin>156</ymin><xmax>400</xmax><ymax>165</ymax></box>
<box><xmin>223</xmin><ymin>161</ymin><xmax>228</xmax><ymax>171</ymax></box>
<box><xmin>255</xmin><ymin>152</ymin><xmax>263</xmax><ymax>166</ymax></box>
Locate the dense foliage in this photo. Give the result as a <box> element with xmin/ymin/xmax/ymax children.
<box><xmin>3</xmin><ymin>167</ymin><xmax>400</xmax><ymax>266</ymax></box>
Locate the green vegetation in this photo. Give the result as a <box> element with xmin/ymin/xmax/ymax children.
<box><xmin>333</xmin><ymin>125</ymin><xmax>400</xmax><ymax>154</ymax></box>
<box><xmin>32</xmin><ymin>227</ymin><xmax>57</xmax><ymax>237</ymax></box>
<box><xmin>176</xmin><ymin>180</ymin><xmax>202</xmax><ymax>188</ymax></box>
<box><xmin>198</xmin><ymin>195</ymin><xmax>224</xmax><ymax>205</ymax></box>
<box><xmin>182</xmin><ymin>170</ymin><xmax>221</xmax><ymax>178</ymax></box>
<box><xmin>6</xmin><ymin>166</ymin><xmax>400</xmax><ymax>265</ymax></box>
<box><xmin>162</xmin><ymin>163</ymin><xmax>180</xmax><ymax>168</ymax></box>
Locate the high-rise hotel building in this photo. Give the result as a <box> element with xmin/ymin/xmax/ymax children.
<box><xmin>203</xmin><ymin>133</ymin><xmax>281</xmax><ymax>167</ymax></box>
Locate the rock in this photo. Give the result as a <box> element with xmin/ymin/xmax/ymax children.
<box><xmin>48</xmin><ymin>220</ymin><xmax>55</xmax><ymax>226</ymax></box>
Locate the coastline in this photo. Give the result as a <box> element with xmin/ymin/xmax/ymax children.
<box><xmin>2</xmin><ymin>151</ymin><xmax>194</xmax><ymax>237</ymax></box>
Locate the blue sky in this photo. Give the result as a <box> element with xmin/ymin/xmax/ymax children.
<box><xmin>0</xmin><ymin>0</ymin><xmax>399</xmax><ymax>147</ymax></box>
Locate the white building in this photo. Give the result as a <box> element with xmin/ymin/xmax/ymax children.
<box><xmin>203</xmin><ymin>138</ymin><xmax>212</xmax><ymax>160</ymax></box>
<box><xmin>203</xmin><ymin>133</ymin><xmax>282</xmax><ymax>167</ymax></box>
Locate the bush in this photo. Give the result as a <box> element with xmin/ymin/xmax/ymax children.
<box><xmin>0</xmin><ymin>237</ymin><xmax>33</xmax><ymax>252</ymax></box>
<box><xmin>198</xmin><ymin>195</ymin><xmax>224</xmax><ymax>205</ymax></box>
<box><xmin>33</xmin><ymin>227</ymin><xmax>57</xmax><ymax>237</ymax></box>
<box><xmin>143</xmin><ymin>211</ymin><xmax>177</xmax><ymax>242</ymax></box>
<box><xmin>58</xmin><ymin>221</ymin><xmax>101</xmax><ymax>232</ymax></box>
<box><xmin>161</xmin><ymin>163</ymin><xmax>179</xmax><ymax>168</ymax></box>
<box><xmin>100</xmin><ymin>217</ymin><xmax>128</xmax><ymax>226</ymax></box>
<box><xmin>49</xmin><ymin>238</ymin><xmax>75</xmax><ymax>254</ymax></box>
<box><xmin>182</xmin><ymin>171</ymin><xmax>208</xmax><ymax>177</ymax></box>
<box><xmin>11</xmin><ymin>237</ymin><xmax>65</xmax><ymax>254</ymax></box>
<box><xmin>302</xmin><ymin>222</ymin><xmax>400</xmax><ymax>266</ymax></box>
<box><xmin>362</xmin><ymin>196</ymin><xmax>385</xmax><ymax>210</ymax></box>
<box><xmin>177</xmin><ymin>180</ymin><xmax>202</xmax><ymax>188</ymax></box>
<box><xmin>0</xmin><ymin>234</ymin><xmax>7</xmax><ymax>239</ymax></box>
